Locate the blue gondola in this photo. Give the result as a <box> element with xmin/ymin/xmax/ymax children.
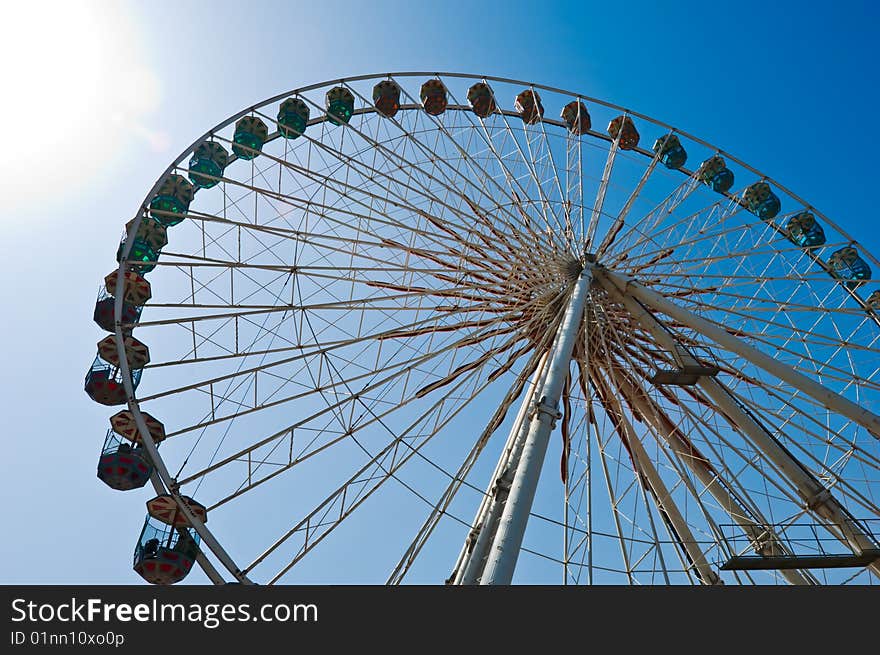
<box><xmin>743</xmin><ymin>181</ymin><xmax>781</xmax><ymax>220</ymax></box>
<box><xmin>698</xmin><ymin>155</ymin><xmax>734</xmax><ymax>194</ymax></box>
<box><xmin>652</xmin><ymin>134</ymin><xmax>687</xmax><ymax>169</ymax></box>
<box><xmin>829</xmin><ymin>246</ymin><xmax>872</xmax><ymax>288</ymax></box>
<box><xmin>786</xmin><ymin>211</ymin><xmax>826</xmax><ymax>247</ymax></box>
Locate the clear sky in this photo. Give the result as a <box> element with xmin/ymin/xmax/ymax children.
<box><xmin>1</xmin><ymin>0</ymin><xmax>878</xmax><ymax>584</ymax></box>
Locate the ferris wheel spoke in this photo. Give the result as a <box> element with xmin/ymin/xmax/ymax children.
<box><xmin>137</xmin><ymin>287</ymin><xmax>469</xmax><ymax>328</ymax></box>
<box><xmin>161</xmin><ymin>338</ymin><xmax>511</xmax><ymax>459</ymax></box>
<box><xmin>563</xmin><ymin>124</ymin><xmax>585</xmax><ymax>247</ymax></box>
<box><xmin>592</xmin><ymin>290</ymin><xmax>820</xmax><ymax>583</ymax></box>
<box><xmin>141</xmin><ymin>278</ymin><xmax>537</xmax><ymax>402</ymax></box>
<box><xmin>659</xmin><ymin>296</ymin><xmax>880</xmax><ymax>388</ymax></box>
<box><xmin>590</xmin><ymin>402</ymin><xmax>640</xmax><ymax>583</ymax></box>
<box><xmin>212</xmin><ymin>135</ymin><xmax>491</xmax><ymax>253</ymax></box>
<box><xmin>721</xmin><ymin>382</ymin><xmax>880</xmax><ymax>520</ymax></box>
<box><xmin>533</xmin><ymin>109</ymin><xmax>569</xmax><ymax>217</ymax></box>
<box><xmin>609</xmin><ymin>201</ymin><xmax>746</xmax><ymax>274</ymax></box>
<box><xmin>606</xmin><ymin>362</ymin><xmax>817</xmax><ymax>584</ymax></box>
<box><xmin>242</xmin><ymin>353</ymin><xmax>514</xmax><ymax>583</ymax></box>
<box><xmin>714</xmin><ymin>369</ymin><xmax>880</xmax><ymax>486</ymax></box>
<box><xmin>600</xmin><ymin>268</ymin><xmax>880</xmax><ymax>439</ymax></box>
<box><xmin>522</xmin><ymin>111</ymin><xmax>572</xmax><ymax>251</ymax></box>
<box><xmin>275</xmin><ymin>92</ymin><xmax>547</xmax><ymax>252</ymax></box>
<box><xmin>388</xmin><ymin>346</ymin><xmax>550</xmax><ymax>584</ymax></box>
<box><xmin>628</xmin><ymin>239</ymin><xmax>811</xmax><ymax>276</ymax></box>
<box><xmin>438</xmin><ymin>83</ymin><xmax>561</xmax><ymax>236</ymax></box>
<box><xmin>443</xmin><ymin>93</ymin><xmax>565</xmax><ymax>239</ymax></box>
<box><xmin>585</xmin><ymin>125</ymin><xmax>623</xmax><ymax>249</ymax></box>
<box><xmin>344</xmin><ymin>82</ymin><xmax>539</xmax><ymax>242</ymax></box>
<box><xmin>184</xmin><ymin>171</ymin><xmax>485</xmax><ymax>258</ymax></box>
<box><xmin>592</xmin><ymin>305</ymin><xmax>745</xmax><ymax>580</ymax></box>
<box><xmin>696</xmin><ymin>376</ymin><xmax>880</xmax><ymax>578</ymax></box>
<box><xmin>169</xmin><ymin>306</ymin><xmax>552</xmax><ymax>488</ymax></box>
<box><xmin>601</xmin><ymin>275</ymin><xmax>880</xmax><ymax>577</ymax></box>
<box><xmin>596</xmin><ymin>146</ymin><xmax>663</xmax><ymax>255</ymax></box>
<box><xmin>356</xmin><ymin>110</ymin><xmax>538</xmax><ymax>250</ymax></box>
<box><xmin>663</xmin><ymin>305</ymin><xmax>879</xmax><ymax>405</ymax></box>
<box><xmin>139</xmin><ymin>300</ymin><xmax>505</xmax><ymax>406</ymax></box>
<box><xmin>600</xmin><ymin>173</ymin><xmax>703</xmax><ymax>262</ymax></box>
<box><xmin>591</xmin><ymin>366</ymin><xmax>721</xmax><ymax>584</ymax></box>
<box><xmin>564</xmin><ymin>361</ymin><xmax>597</xmax><ymax>584</ymax></box>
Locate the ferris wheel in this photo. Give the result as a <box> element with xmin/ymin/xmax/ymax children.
<box><xmin>85</xmin><ymin>72</ymin><xmax>880</xmax><ymax>585</ymax></box>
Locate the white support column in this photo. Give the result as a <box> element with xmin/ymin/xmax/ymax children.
<box><xmin>598</xmin><ymin>268</ymin><xmax>880</xmax><ymax>579</ymax></box>
<box><xmin>601</xmin><ymin>268</ymin><xmax>880</xmax><ymax>439</ymax></box>
<box><xmin>696</xmin><ymin>377</ymin><xmax>880</xmax><ymax>578</ymax></box>
<box><xmin>604</xmin><ymin>364</ymin><xmax>814</xmax><ymax>585</ymax></box>
<box><xmin>593</xmin><ymin>370</ymin><xmax>722</xmax><ymax>584</ymax></box>
<box><xmin>595</xmin><ymin>274</ymin><xmax>815</xmax><ymax>584</ymax></box>
<box><xmin>451</xmin><ymin>355</ymin><xmax>549</xmax><ymax>585</ymax></box>
<box><xmin>480</xmin><ymin>267</ymin><xmax>593</xmax><ymax>584</ymax></box>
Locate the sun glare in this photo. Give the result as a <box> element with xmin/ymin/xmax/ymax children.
<box><xmin>1</xmin><ymin>1</ymin><xmax>165</xmax><ymax>215</ymax></box>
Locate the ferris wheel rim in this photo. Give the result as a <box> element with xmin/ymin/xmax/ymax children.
<box><xmin>103</xmin><ymin>71</ymin><xmax>880</xmax><ymax>585</ymax></box>
<box><xmin>129</xmin><ymin>71</ymin><xmax>878</xmax><ymax>272</ymax></box>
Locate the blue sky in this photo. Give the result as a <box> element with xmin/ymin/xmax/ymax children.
<box><xmin>1</xmin><ymin>0</ymin><xmax>878</xmax><ymax>584</ymax></box>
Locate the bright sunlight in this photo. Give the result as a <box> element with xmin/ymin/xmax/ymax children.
<box><xmin>1</xmin><ymin>1</ymin><xmax>166</xmax><ymax>215</ymax></box>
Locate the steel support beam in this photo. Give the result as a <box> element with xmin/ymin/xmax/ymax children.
<box><xmin>595</xmin><ymin>272</ymin><xmax>815</xmax><ymax>584</ymax></box>
<box><xmin>598</xmin><ymin>268</ymin><xmax>880</xmax><ymax>579</ymax></box>
<box><xmin>480</xmin><ymin>267</ymin><xmax>593</xmax><ymax>584</ymax></box>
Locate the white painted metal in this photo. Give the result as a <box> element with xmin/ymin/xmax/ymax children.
<box><xmin>597</xmin><ymin>268</ymin><xmax>880</xmax><ymax>578</ymax></box>
<box><xmin>103</xmin><ymin>74</ymin><xmax>880</xmax><ymax>586</ymax></box>
<box><xmin>596</xmin><ymin>275</ymin><xmax>815</xmax><ymax>584</ymax></box>
<box><xmin>697</xmin><ymin>377</ymin><xmax>880</xmax><ymax>579</ymax></box>
<box><xmin>601</xmin><ymin>268</ymin><xmax>880</xmax><ymax>439</ymax></box>
<box><xmin>592</xmin><ymin>369</ymin><xmax>722</xmax><ymax>585</ymax></box>
<box><xmin>481</xmin><ymin>267</ymin><xmax>593</xmax><ymax>584</ymax></box>
<box><xmin>452</xmin><ymin>360</ymin><xmax>547</xmax><ymax>584</ymax></box>
<box><xmin>114</xmin><ymin>221</ymin><xmax>251</xmax><ymax>585</ymax></box>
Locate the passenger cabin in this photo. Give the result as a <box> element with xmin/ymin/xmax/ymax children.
<box><xmin>607</xmin><ymin>115</ymin><xmax>639</xmax><ymax>150</ymax></box>
<box><xmin>561</xmin><ymin>101</ymin><xmax>591</xmax><ymax>135</ymax></box>
<box><xmin>116</xmin><ymin>217</ymin><xmax>167</xmax><ymax>275</ymax></box>
<box><xmin>232</xmin><ymin>116</ymin><xmax>269</xmax><ymax>160</ymax></box>
<box><xmin>85</xmin><ymin>335</ymin><xmax>149</xmax><ymax>406</ymax></box>
<box><xmin>786</xmin><ymin>211</ymin><xmax>826</xmax><ymax>247</ymax></box>
<box><xmin>148</xmin><ymin>174</ymin><xmax>193</xmax><ymax>227</ymax></box>
<box><xmin>515</xmin><ymin>89</ymin><xmax>544</xmax><ymax>125</ymax></box>
<box><xmin>103</xmin><ymin>269</ymin><xmax>151</xmax><ymax>307</ymax></box>
<box><xmin>277</xmin><ymin>97</ymin><xmax>310</xmax><ymax>139</ymax></box>
<box><xmin>828</xmin><ymin>246</ymin><xmax>872</xmax><ymax>288</ymax></box>
<box><xmin>188</xmin><ymin>141</ymin><xmax>229</xmax><ymax>189</ymax></box>
<box><xmin>420</xmin><ymin>79</ymin><xmax>447</xmax><ymax>116</ymax></box>
<box><xmin>84</xmin><ymin>355</ymin><xmax>142</xmax><ymax>406</ymax></box>
<box><xmin>93</xmin><ymin>290</ymin><xmax>142</xmax><ymax>333</ymax></box>
<box><xmin>97</xmin><ymin>429</ymin><xmax>153</xmax><ymax>491</ymax></box>
<box><xmin>326</xmin><ymin>86</ymin><xmax>355</xmax><ymax>125</ymax></box>
<box><xmin>110</xmin><ymin>409</ymin><xmax>166</xmax><ymax>444</ymax></box>
<box><xmin>133</xmin><ymin>506</ymin><xmax>202</xmax><ymax>585</ymax></box>
<box><xmin>743</xmin><ymin>181</ymin><xmax>781</xmax><ymax>220</ymax></box>
<box><xmin>96</xmin><ymin>335</ymin><xmax>151</xmax><ymax>370</ymax></box>
<box><xmin>98</xmin><ymin>411</ymin><xmax>165</xmax><ymax>490</ymax></box>
<box><xmin>698</xmin><ymin>155</ymin><xmax>734</xmax><ymax>194</ymax></box>
<box><xmin>467</xmin><ymin>82</ymin><xmax>496</xmax><ymax>118</ymax></box>
<box><xmin>147</xmin><ymin>494</ymin><xmax>208</xmax><ymax>527</ymax></box>
<box><xmin>373</xmin><ymin>80</ymin><xmax>401</xmax><ymax>118</ymax></box>
<box><xmin>652</xmin><ymin>133</ymin><xmax>687</xmax><ymax>169</ymax></box>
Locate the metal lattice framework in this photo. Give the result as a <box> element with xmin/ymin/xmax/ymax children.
<box><xmin>97</xmin><ymin>72</ymin><xmax>880</xmax><ymax>585</ymax></box>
